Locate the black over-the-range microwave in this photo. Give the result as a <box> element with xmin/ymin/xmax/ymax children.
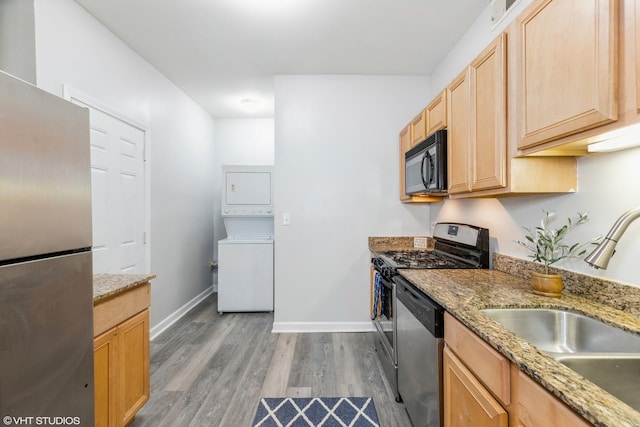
<box><xmin>405</xmin><ymin>129</ymin><xmax>447</xmax><ymax>195</ymax></box>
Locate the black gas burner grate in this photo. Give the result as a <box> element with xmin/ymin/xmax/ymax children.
<box><xmin>381</xmin><ymin>250</ymin><xmax>470</xmax><ymax>269</ymax></box>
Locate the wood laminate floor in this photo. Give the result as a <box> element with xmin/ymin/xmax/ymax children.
<box><xmin>130</xmin><ymin>294</ymin><xmax>412</xmax><ymax>427</ymax></box>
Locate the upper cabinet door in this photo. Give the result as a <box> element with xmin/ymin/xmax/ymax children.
<box><xmin>636</xmin><ymin>0</ymin><xmax>640</xmax><ymax>114</ymax></box>
<box><xmin>447</xmin><ymin>69</ymin><xmax>472</xmax><ymax>195</ymax></box>
<box><xmin>426</xmin><ymin>90</ymin><xmax>447</xmax><ymax>136</ymax></box>
<box><xmin>470</xmin><ymin>33</ymin><xmax>507</xmax><ymax>191</ymax></box>
<box><xmin>516</xmin><ymin>0</ymin><xmax>618</xmax><ymax>149</ymax></box>
<box><xmin>410</xmin><ymin>109</ymin><xmax>427</xmax><ymax>146</ymax></box>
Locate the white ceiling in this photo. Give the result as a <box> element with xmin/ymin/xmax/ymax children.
<box><xmin>74</xmin><ymin>0</ymin><xmax>489</xmax><ymax>118</ymax></box>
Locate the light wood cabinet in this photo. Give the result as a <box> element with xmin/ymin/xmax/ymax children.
<box><xmin>94</xmin><ymin>283</ymin><xmax>151</xmax><ymax>427</ymax></box>
<box><xmin>447</xmin><ymin>33</ymin><xmax>508</xmax><ymax>195</ymax></box>
<box><xmin>470</xmin><ymin>34</ymin><xmax>507</xmax><ymax>192</ymax></box>
<box><xmin>447</xmin><ymin>32</ymin><xmax>578</xmax><ymax>199</ymax></box>
<box><xmin>514</xmin><ymin>369</ymin><xmax>591</xmax><ymax>427</ymax></box>
<box><xmin>118</xmin><ymin>309</ymin><xmax>150</xmax><ymax>426</ymax></box>
<box><xmin>515</xmin><ymin>0</ymin><xmax>618</xmax><ymax>150</ymax></box>
<box><xmin>635</xmin><ymin>0</ymin><xmax>640</xmax><ymax>115</ymax></box>
<box><xmin>443</xmin><ymin>346</ymin><xmax>509</xmax><ymax>427</ymax></box>
<box><xmin>410</xmin><ymin>109</ymin><xmax>427</xmax><ymax>147</ymax></box>
<box><xmin>426</xmin><ymin>90</ymin><xmax>447</xmax><ymax>136</ymax></box>
<box><xmin>410</xmin><ymin>91</ymin><xmax>447</xmax><ymax>149</ymax></box>
<box><xmin>94</xmin><ymin>329</ymin><xmax>118</xmax><ymax>427</ymax></box>
<box><xmin>448</xmin><ymin>30</ymin><xmax>578</xmax><ymax>199</ymax></box>
<box><xmin>444</xmin><ymin>313</ymin><xmax>510</xmax><ymax>405</ymax></box>
<box><xmin>444</xmin><ymin>312</ymin><xmax>592</xmax><ymax>427</ymax></box>
<box><xmin>447</xmin><ymin>69</ymin><xmax>472</xmax><ymax>195</ymax></box>
<box><xmin>514</xmin><ymin>0</ymin><xmax>640</xmax><ymax>156</ymax></box>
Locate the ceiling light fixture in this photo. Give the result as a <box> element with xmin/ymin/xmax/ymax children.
<box><xmin>239</xmin><ymin>98</ymin><xmax>264</xmax><ymax>113</ymax></box>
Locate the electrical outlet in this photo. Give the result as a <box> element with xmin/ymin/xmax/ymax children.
<box><xmin>414</xmin><ymin>237</ymin><xmax>427</xmax><ymax>249</ymax></box>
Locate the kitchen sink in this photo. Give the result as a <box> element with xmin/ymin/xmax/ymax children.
<box><xmin>556</xmin><ymin>355</ymin><xmax>640</xmax><ymax>411</ymax></box>
<box><xmin>480</xmin><ymin>308</ymin><xmax>640</xmax><ymax>411</ymax></box>
<box><xmin>479</xmin><ymin>308</ymin><xmax>640</xmax><ymax>356</ymax></box>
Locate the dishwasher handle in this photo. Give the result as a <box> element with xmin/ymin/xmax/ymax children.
<box><xmin>395</xmin><ymin>276</ymin><xmax>444</xmax><ymax>338</ymax></box>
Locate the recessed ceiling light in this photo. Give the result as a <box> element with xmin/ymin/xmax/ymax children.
<box><xmin>221</xmin><ymin>0</ymin><xmax>307</xmax><ymax>18</ymax></box>
<box><xmin>240</xmin><ymin>98</ymin><xmax>261</xmax><ymax>106</ymax></box>
<box><xmin>239</xmin><ymin>98</ymin><xmax>263</xmax><ymax>111</ymax></box>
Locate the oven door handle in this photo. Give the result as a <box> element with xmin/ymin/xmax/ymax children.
<box><xmin>371</xmin><ymin>272</ymin><xmax>383</xmax><ymax>320</ymax></box>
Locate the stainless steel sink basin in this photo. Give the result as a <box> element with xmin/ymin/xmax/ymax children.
<box><xmin>479</xmin><ymin>308</ymin><xmax>640</xmax><ymax>356</ymax></box>
<box><xmin>556</xmin><ymin>355</ymin><xmax>640</xmax><ymax>411</ymax></box>
<box><xmin>480</xmin><ymin>308</ymin><xmax>640</xmax><ymax>411</ymax></box>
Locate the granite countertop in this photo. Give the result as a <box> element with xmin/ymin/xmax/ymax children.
<box><xmin>398</xmin><ymin>268</ymin><xmax>640</xmax><ymax>427</ymax></box>
<box><xmin>93</xmin><ymin>273</ymin><xmax>156</xmax><ymax>304</ymax></box>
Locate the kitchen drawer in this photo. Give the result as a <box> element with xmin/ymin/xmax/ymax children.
<box><xmin>94</xmin><ymin>282</ymin><xmax>151</xmax><ymax>336</ymax></box>
<box><xmin>444</xmin><ymin>312</ymin><xmax>510</xmax><ymax>405</ymax></box>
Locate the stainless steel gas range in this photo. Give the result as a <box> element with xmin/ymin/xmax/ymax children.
<box><xmin>370</xmin><ymin>223</ymin><xmax>490</xmax><ymax>421</ymax></box>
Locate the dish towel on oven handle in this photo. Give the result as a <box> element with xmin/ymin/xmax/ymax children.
<box><xmin>371</xmin><ymin>272</ymin><xmax>385</xmax><ymax>320</ymax></box>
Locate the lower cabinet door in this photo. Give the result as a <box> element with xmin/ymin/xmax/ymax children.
<box><xmin>118</xmin><ymin>309</ymin><xmax>150</xmax><ymax>426</ymax></box>
<box><xmin>94</xmin><ymin>328</ymin><xmax>118</xmax><ymax>427</ymax></box>
<box><xmin>516</xmin><ymin>371</ymin><xmax>591</xmax><ymax>427</ymax></box>
<box><xmin>443</xmin><ymin>346</ymin><xmax>508</xmax><ymax>427</ymax></box>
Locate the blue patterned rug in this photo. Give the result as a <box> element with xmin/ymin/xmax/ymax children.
<box><xmin>252</xmin><ymin>397</ymin><xmax>380</xmax><ymax>427</ymax></box>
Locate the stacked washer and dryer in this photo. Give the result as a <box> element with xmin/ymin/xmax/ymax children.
<box><xmin>217</xmin><ymin>165</ymin><xmax>274</xmax><ymax>313</ymax></box>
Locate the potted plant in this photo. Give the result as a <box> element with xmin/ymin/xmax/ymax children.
<box><xmin>516</xmin><ymin>210</ymin><xmax>599</xmax><ymax>297</ymax></box>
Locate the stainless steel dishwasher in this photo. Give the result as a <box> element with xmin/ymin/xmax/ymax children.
<box><xmin>395</xmin><ymin>275</ymin><xmax>444</xmax><ymax>427</ymax></box>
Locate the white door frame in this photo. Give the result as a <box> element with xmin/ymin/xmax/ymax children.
<box><xmin>63</xmin><ymin>85</ymin><xmax>151</xmax><ymax>273</ymax></box>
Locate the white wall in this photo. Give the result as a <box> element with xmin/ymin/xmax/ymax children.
<box><xmin>429</xmin><ymin>148</ymin><xmax>640</xmax><ymax>288</ymax></box>
<box><xmin>273</xmin><ymin>75</ymin><xmax>433</xmax><ymax>331</ymax></box>
<box><xmin>34</xmin><ymin>0</ymin><xmax>217</xmax><ymax>327</ymax></box>
<box><xmin>212</xmin><ymin>118</ymin><xmax>275</xmax><ymax>277</ymax></box>
<box><xmin>428</xmin><ymin>0</ymin><xmax>640</xmax><ymax>288</ymax></box>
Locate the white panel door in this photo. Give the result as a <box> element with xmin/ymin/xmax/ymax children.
<box><xmin>71</xmin><ymin>99</ymin><xmax>146</xmax><ymax>274</ymax></box>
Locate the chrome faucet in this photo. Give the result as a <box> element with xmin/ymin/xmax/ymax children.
<box><xmin>585</xmin><ymin>207</ymin><xmax>640</xmax><ymax>269</ymax></box>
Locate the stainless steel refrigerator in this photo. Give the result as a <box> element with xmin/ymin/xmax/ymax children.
<box><xmin>0</xmin><ymin>71</ymin><xmax>94</xmax><ymax>423</ymax></box>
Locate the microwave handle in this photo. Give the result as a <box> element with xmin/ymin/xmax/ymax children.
<box><xmin>421</xmin><ymin>151</ymin><xmax>433</xmax><ymax>189</ymax></box>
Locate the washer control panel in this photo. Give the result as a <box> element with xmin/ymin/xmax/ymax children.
<box><xmin>222</xmin><ymin>207</ymin><xmax>274</xmax><ymax>217</ymax></box>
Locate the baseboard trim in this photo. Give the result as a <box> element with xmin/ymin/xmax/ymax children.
<box><xmin>150</xmin><ymin>286</ymin><xmax>214</xmax><ymax>341</ymax></box>
<box><xmin>271</xmin><ymin>321</ymin><xmax>376</xmax><ymax>333</ymax></box>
